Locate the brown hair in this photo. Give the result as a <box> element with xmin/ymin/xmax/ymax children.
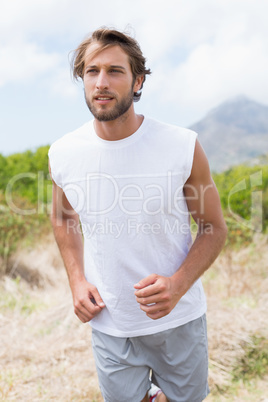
<box><xmin>71</xmin><ymin>27</ymin><xmax>151</xmax><ymax>102</ymax></box>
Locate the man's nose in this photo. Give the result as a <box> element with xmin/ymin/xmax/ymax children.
<box><xmin>96</xmin><ymin>70</ymin><xmax>109</xmax><ymax>90</ymax></box>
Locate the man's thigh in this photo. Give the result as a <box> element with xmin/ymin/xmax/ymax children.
<box><xmin>141</xmin><ymin>314</ymin><xmax>209</xmax><ymax>402</ymax></box>
<box><xmin>91</xmin><ymin>314</ymin><xmax>209</xmax><ymax>402</ymax></box>
<box><xmin>91</xmin><ymin>329</ymin><xmax>151</xmax><ymax>402</ymax></box>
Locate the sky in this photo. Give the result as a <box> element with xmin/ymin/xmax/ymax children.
<box><xmin>1</xmin><ymin>0</ymin><xmax>268</xmax><ymax>155</ymax></box>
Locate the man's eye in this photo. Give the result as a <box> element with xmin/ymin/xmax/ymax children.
<box><xmin>86</xmin><ymin>69</ymin><xmax>98</xmax><ymax>74</ymax></box>
<box><xmin>110</xmin><ymin>69</ymin><xmax>122</xmax><ymax>73</ymax></box>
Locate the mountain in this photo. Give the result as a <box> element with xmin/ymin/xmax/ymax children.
<box><xmin>189</xmin><ymin>95</ymin><xmax>268</xmax><ymax>172</ymax></box>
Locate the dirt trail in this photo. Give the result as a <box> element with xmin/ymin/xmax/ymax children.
<box><xmin>0</xmin><ymin>233</ymin><xmax>267</xmax><ymax>401</ymax></box>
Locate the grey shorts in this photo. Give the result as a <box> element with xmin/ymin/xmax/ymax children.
<box><xmin>91</xmin><ymin>314</ymin><xmax>209</xmax><ymax>402</ymax></box>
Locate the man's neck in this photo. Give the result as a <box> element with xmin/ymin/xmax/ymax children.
<box><xmin>94</xmin><ymin>108</ymin><xmax>144</xmax><ymax>141</ymax></box>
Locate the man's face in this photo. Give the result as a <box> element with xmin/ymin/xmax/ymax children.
<box><xmin>83</xmin><ymin>44</ymin><xmax>141</xmax><ymax>122</ymax></box>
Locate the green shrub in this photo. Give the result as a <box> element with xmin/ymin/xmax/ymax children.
<box><xmin>0</xmin><ymin>194</ymin><xmax>50</xmax><ymax>275</ymax></box>
<box><xmin>232</xmin><ymin>335</ymin><xmax>268</xmax><ymax>382</ymax></box>
<box><xmin>213</xmin><ymin>164</ymin><xmax>268</xmax><ymax>234</ymax></box>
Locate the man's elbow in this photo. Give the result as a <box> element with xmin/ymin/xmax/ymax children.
<box><xmin>50</xmin><ymin>208</ymin><xmax>66</xmax><ymax>229</ymax></box>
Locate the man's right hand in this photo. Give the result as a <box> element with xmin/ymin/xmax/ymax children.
<box><xmin>71</xmin><ymin>279</ymin><xmax>106</xmax><ymax>323</ymax></box>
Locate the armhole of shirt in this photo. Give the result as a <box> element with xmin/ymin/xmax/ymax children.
<box><xmin>48</xmin><ymin>148</ymin><xmax>63</xmax><ymax>189</ymax></box>
<box><xmin>183</xmin><ymin>131</ymin><xmax>198</xmax><ymax>183</ymax></box>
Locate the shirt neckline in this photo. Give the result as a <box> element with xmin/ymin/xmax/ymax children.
<box><xmin>91</xmin><ymin>116</ymin><xmax>149</xmax><ymax>148</ymax></box>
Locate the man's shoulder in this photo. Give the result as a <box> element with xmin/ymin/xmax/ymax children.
<box><xmin>48</xmin><ymin>120</ymin><xmax>93</xmax><ymax>156</ymax></box>
<box><xmin>146</xmin><ymin>117</ymin><xmax>198</xmax><ymax>141</ymax></box>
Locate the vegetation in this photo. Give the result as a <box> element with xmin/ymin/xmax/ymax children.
<box><xmin>232</xmin><ymin>335</ymin><xmax>268</xmax><ymax>382</ymax></box>
<box><xmin>0</xmin><ymin>146</ymin><xmax>51</xmax><ymax>274</ymax></box>
<box><xmin>213</xmin><ymin>161</ymin><xmax>268</xmax><ymax>248</ymax></box>
<box><xmin>213</xmin><ymin>162</ymin><xmax>268</xmax><ymax>230</ymax></box>
<box><xmin>0</xmin><ymin>145</ymin><xmax>51</xmax><ymax>203</ymax></box>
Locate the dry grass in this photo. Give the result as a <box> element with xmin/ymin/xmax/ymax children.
<box><xmin>0</xmin><ymin>233</ymin><xmax>267</xmax><ymax>401</ymax></box>
<box><xmin>204</xmin><ymin>234</ymin><xmax>268</xmax><ymax>401</ymax></box>
<box><xmin>0</xmin><ymin>234</ymin><xmax>102</xmax><ymax>402</ymax></box>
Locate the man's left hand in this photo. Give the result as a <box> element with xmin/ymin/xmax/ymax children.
<box><xmin>134</xmin><ymin>274</ymin><xmax>181</xmax><ymax>320</ymax></box>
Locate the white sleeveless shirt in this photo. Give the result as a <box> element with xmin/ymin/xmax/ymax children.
<box><xmin>48</xmin><ymin>117</ymin><xmax>207</xmax><ymax>337</ymax></box>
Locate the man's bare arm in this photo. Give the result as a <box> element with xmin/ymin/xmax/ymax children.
<box><xmin>49</xmin><ymin>163</ymin><xmax>105</xmax><ymax>322</ymax></box>
<box><xmin>134</xmin><ymin>140</ymin><xmax>227</xmax><ymax>319</ymax></box>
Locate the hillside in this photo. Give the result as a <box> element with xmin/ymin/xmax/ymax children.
<box><xmin>190</xmin><ymin>96</ymin><xmax>268</xmax><ymax>172</ymax></box>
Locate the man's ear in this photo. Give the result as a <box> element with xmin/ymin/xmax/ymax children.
<box><xmin>134</xmin><ymin>75</ymin><xmax>144</xmax><ymax>92</ymax></box>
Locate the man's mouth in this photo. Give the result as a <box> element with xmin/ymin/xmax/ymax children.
<box><xmin>94</xmin><ymin>95</ymin><xmax>114</xmax><ymax>105</ymax></box>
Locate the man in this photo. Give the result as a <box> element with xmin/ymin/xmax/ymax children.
<box><xmin>49</xmin><ymin>28</ymin><xmax>227</xmax><ymax>402</ymax></box>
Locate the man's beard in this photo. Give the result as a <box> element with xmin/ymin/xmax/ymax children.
<box><xmin>85</xmin><ymin>87</ymin><xmax>134</xmax><ymax>122</ymax></box>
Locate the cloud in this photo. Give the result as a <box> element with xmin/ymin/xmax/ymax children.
<box><xmin>138</xmin><ymin>0</ymin><xmax>268</xmax><ymax>124</ymax></box>
<box><xmin>49</xmin><ymin>67</ymin><xmax>81</xmax><ymax>99</ymax></box>
<box><xmin>0</xmin><ymin>40</ymin><xmax>61</xmax><ymax>87</ymax></box>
